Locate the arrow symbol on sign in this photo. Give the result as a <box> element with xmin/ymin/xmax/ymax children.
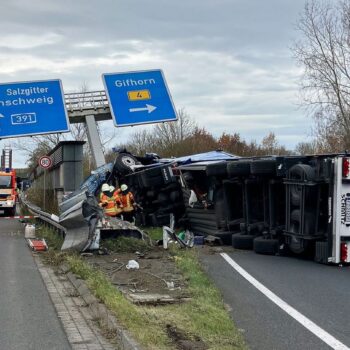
<box><xmin>0</xmin><ymin>114</ymin><xmax>5</xmax><ymax>118</ymax></box>
<box><xmin>129</xmin><ymin>104</ymin><xmax>157</xmax><ymax>114</ymax></box>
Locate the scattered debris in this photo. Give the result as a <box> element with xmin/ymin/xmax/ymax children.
<box><xmin>24</xmin><ymin>224</ymin><xmax>36</xmax><ymax>239</ymax></box>
<box><xmin>27</xmin><ymin>238</ymin><xmax>48</xmax><ymax>252</ymax></box>
<box><xmin>80</xmin><ymin>252</ymin><xmax>93</xmax><ymax>257</ymax></box>
<box><xmin>83</xmin><ymin>249</ymin><xmax>188</xmax><ymax>305</ymax></box>
<box><xmin>126</xmin><ymin>260</ymin><xmax>139</xmax><ymax>270</ymax></box>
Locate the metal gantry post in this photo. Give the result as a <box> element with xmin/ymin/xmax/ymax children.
<box><xmin>85</xmin><ymin>114</ymin><xmax>106</xmax><ymax>168</ymax></box>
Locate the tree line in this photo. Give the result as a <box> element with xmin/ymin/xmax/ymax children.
<box><xmin>109</xmin><ymin>109</ymin><xmax>292</xmax><ymax>160</ymax></box>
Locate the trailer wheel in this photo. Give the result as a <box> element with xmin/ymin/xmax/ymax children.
<box><xmin>288</xmin><ymin>236</ymin><xmax>309</xmax><ymax>255</ymax></box>
<box><xmin>250</xmin><ymin>159</ymin><xmax>276</xmax><ymax>175</ymax></box>
<box><xmin>289</xmin><ymin>163</ymin><xmax>315</xmax><ymax>180</ymax></box>
<box><xmin>253</xmin><ymin>237</ymin><xmax>279</xmax><ymax>255</ymax></box>
<box><xmin>232</xmin><ymin>233</ymin><xmax>255</xmax><ymax>250</ymax></box>
<box><xmin>290</xmin><ymin>209</ymin><xmax>315</xmax><ymax>236</ymax></box>
<box><xmin>227</xmin><ymin>161</ymin><xmax>251</xmax><ymax>177</ymax></box>
<box><xmin>289</xmin><ymin>164</ymin><xmax>316</xmax><ymax>205</ymax></box>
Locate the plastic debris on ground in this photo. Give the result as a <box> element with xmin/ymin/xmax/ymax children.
<box><xmin>126</xmin><ymin>260</ymin><xmax>140</xmax><ymax>270</ymax></box>
<box><xmin>24</xmin><ymin>224</ymin><xmax>36</xmax><ymax>239</ymax></box>
<box><xmin>27</xmin><ymin>238</ymin><xmax>48</xmax><ymax>252</ymax></box>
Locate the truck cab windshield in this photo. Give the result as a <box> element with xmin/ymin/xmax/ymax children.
<box><xmin>0</xmin><ymin>176</ymin><xmax>11</xmax><ymax>189</ymax></box>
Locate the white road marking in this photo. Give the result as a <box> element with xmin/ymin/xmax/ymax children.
<box><xmin>221</xmin><ymin>253</ymin><xmax>350</xmax><ymax>350</ymax></box>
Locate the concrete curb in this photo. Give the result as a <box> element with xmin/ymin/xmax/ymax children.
<box><xmin>62</xmin><ymin>267</ymin><xmax>142</xmax><ymax>350</ymax></box>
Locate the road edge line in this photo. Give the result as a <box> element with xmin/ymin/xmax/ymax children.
<box><xmin>220</xmin><ymin>252</ymin><xmax>349</xmax><ymax>350</ymax></box>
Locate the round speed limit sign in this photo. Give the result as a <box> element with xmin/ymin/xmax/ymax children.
<box><xmin>39</xmin><ymin>156</ymin><xmax>52</xmax><ymax>169</ymax></box>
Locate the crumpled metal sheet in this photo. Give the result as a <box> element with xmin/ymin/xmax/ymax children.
<box><xmin>59</xmin><ymin>193</ymin><xmax>149</xmax><ymax>251</ymax></box>
<box><xmin>59</xmin><ymin>163</ymin><xmax>113</xmax><ymax>214</ymax></box>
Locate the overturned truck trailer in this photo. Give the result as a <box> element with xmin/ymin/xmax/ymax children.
<box><xmin>179</xmin><ymin>154</ymin><xmax>350</xmax><ymax>265</ymax></box>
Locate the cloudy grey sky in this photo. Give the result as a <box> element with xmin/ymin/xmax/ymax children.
<box><xmin>0</xmin><ymin>0</ymin><xmax>311</xmax><ymax>167</ymax></box>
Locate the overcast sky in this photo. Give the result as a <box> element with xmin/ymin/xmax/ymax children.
<box><xmin>0</xmin><ymin>0</ymin><xmax>311</xmax><ymax>167</ymax></box>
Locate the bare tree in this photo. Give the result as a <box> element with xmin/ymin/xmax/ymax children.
<box><xmin>116</xmin><ymin>109</ymin><xmax>197</xmax><ymax>157</ymax></box>
<box><xmin>153</xmin><ymin>108</ymin><xmax>197</xmax><ymax>148</ymax></box>
<box><xmin>293</xmin><ymin>0</ymin><xmax>350</xmax><ymax>151</ymax></box>
<box><xmin>295</xmin><ymin>140</ymin><xmax>318</xmax><ymax>154</ymax></box>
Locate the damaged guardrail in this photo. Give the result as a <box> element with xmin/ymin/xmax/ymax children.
<box><xmin>20</xmin><ymin>195</ymin><xmax>67</xmax><ymax>236</ymax></box>
<box><xmin>20</xmin><ymin>193</ymin><xmax>150</xmax><ymax>252</ymax></box>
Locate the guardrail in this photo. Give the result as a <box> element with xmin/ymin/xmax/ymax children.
<box><xmin>20</xmin><ymin>196</ymin><xmax>66</xmax><ymax>237</ymax></box>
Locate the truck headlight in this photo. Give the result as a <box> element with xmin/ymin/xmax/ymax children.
<box><xmin>6</xmin><ymin>200</ymin><xmax>13</xmax><ymax>206</ymax></box>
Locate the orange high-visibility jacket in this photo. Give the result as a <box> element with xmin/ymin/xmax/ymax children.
<box><xmin>112</xmin><ymin>190</ymin><xmax>123</xmax><ymax>215</ymax></box>
<box><xmin>99</xmin><ymin>193</ymin><xmax>121</xmax><ymax>216</ymax></box>
<box><xmin>120</xmin><ymin>192</ymin><xmax>135</xmax><ymax>212</ymax></box>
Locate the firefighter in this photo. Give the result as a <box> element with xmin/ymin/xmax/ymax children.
<box><xmin>119</xmin><ymin>184</ymin><xmax>135</xmax><ymax>222</ymax></box>
<box><xmin>99</xmin><ymin>183</ymin><xmax>119</xmax><ymax>217</ymax></box>
<box><xmin>109</xmin><ymin>185</ymin><xmax>124</xmax><ymax>217</ymax></box>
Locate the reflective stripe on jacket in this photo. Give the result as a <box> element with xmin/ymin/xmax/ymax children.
<box><xmin>121</xmin><ymin>192</ymin><xmax>134</xmax><ymax>212</ymax></box>
<box><xmin>112</xmin><ymin>190</ymin><xmax>123</xmax><ymax>215</ymax></box>
<box><xmin>100</xmin><ymin>193</ymin><xmax>118</xmax><ymax>216</ymax></box>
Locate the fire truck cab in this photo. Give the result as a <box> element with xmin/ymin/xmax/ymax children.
<box><xmin>0</xmin><ymin>168</ymin><xmax>17</xmax><ymax>216</ymax></box>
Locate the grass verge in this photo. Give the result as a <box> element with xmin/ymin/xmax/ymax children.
<box><xmin>38</xmin><ymin>225</ymin><xmax>246</xmax><ymax>350</ymax></box>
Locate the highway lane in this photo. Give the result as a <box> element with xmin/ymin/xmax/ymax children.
<box><xmin>0</xmin><ymin>218</ymin><xmax>71</xmax><ymax>350</ymax></box>
<box><xmin>201</xmin><ymin>249</ymin><xmax>350</xmax><ymax>350</ymax></box>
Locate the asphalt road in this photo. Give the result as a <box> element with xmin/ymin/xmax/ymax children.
<box><xmin>0</xmin><ymin>217</ymin><xmax>71</xmax><ymax>350</ymax></box>
<box><xmin>201</xmin><ymin>249</ymin><xmax>350</xmax><ymax>350</ymax></box>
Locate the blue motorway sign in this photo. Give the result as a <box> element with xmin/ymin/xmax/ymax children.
<box><xmin>102</xmin><ymin>69</ymin><xmax>177</xmax><ymax>127</ymax></box>
<box><xmin>0</xmin><ymin>79</ymin><xmax>69</xmax><ymax>139</ymax></box>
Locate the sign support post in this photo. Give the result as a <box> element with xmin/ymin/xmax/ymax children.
<box><xmin>43</xmin><ymin>169</ymin><xmax>46</xmax><ymax>211</ymax></box>
<box><xmin>85</xmin><ymin>114</ymin><xmax>106</xmax><ymax>168</ymax></box>
<box><xmin>38</xmin><ymin>155</ymin><xmax>53</xmax><ymax>212</ymax></box>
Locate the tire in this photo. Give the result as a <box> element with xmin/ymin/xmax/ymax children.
<box><xmin>290</xmin><ymin>184</ymin><xmax>303</xmax><ymax>206</ymax></box>
<box><xmin>206</xmin><ymin>162</ymin><xmax>227</xmax><ymax>177</ymax></box>
<box><xmin>253</xmin><ymin>237</ymin><xmax>279</xmax><ymax>255</ymax></box>
<box><xmin>290</xmin><ymin>209</ymin><xmax>315</xmax><ymax>236</ymax></box>
<box><xmin>232</xmin><ymin>233</ymin><xmax>255</xmax><ymax>249</ymax></box>
<box><xmin>288</xmin><ymin>236</ymin><xmax>309</xmax><ymax>255</ymax></box>
<box><xmin>289</xmin><ymin>164</ymin><xmax>316</xmax><ymax>205</ymax></box>
<box><xmin>289</xmin><ymin>164</ymin><xmax>315</xmax><ymax>181</ymax></box>
<box><xmin>7</xmin><ymin>206</ymin><xmax>16</xmax><ymax>217</ymax></box>
<box><xmin>227</xmin><ymin>161</ymin><xmax>251</xmax><ymax>177</ymax></box>
<box><xmin>250</xmin><ymin>159</ymin><xmax>276</xmax><ymax>175</ymax></box>
<box><xmin>115</xmin><ymin>153</ymin><xmax>139</xmax><ymax>174</ymax></box>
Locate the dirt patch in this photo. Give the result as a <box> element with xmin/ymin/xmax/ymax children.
<box><xmin>83</xmin><ymin>247</ymin><xmax>190</xmax><ymax>304</ymax></box>
<box><xmin>166</xmin><ymin>324</ymin><xmax>207</xmax><ymax>350</ymax></box>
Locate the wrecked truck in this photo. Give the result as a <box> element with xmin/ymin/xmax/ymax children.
<box><xmin>177</xmin><ymin>153</ymin><xmax>350</xmax><ymax>264</ymax></box>
<box><xmin>57</xmin><ymin>150</ymin><xmax>173</xmax><ymax>251</ymax></box>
